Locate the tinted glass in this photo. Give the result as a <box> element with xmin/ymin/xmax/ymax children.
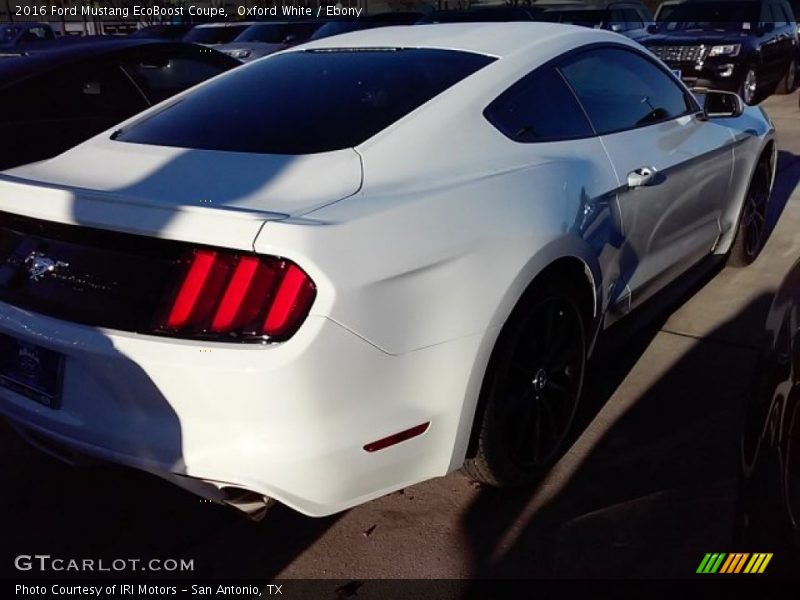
<box><xmin>4</xmin><ymin>65</ymin><xmax>147</xmax><ymax>121</ymax></box>
<box><xmin>117</xmin><ymin>49</ymin><xmax>495</xmax><ymax>154</ymax></box>
<box><xmin>484</xmin><ymin>67</ymin><xmax>593</xmax><ymax>142</ymax></box>
<box><xmin>235</xmin><ymin>22</ymin><xmax>316</xmax><ymax>43</ymax></box>
<box><xmin>659</xmin><ymin>1</ymin><xmax>760</xmax><ymax>29</ymax></box>
<box><xmin>549</xmin><ymin>9</ymin><xmax>608</xmax><ymax>26</ymax></box>
<box><xmin>623</xmin><ymin>9</ymin><xmax>644</xmax><ymax>27</ymax></box>
<box><xmin>780</xmin><ymin>0</ymin><xmax>796</xmax><ymax>22</ymax></box>
<box><xmin>559</xmin><ymin>47</ymin><xmax>690</xmax><ymax>135</ymax></box>
<box><xmin>122</xmin><ymin>52</ymin><xmax>233</xmax><ymax>104</ymax></box>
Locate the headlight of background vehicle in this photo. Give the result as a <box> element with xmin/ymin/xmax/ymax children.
<box><xmin>708</xmin><ymin>44</ymin><xmax>741</xmax><ymax>57</ymax></box>
<box><xmin>225</xmin><ymin>49</ymin><xmax>251</xmax><ymax>59</ymax></box>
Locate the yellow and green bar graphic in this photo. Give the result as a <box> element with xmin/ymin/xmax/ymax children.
<box><xmin>696</xmin><ymin>553</ymin><xmax>773</xmax><ymax>574</ymax></box>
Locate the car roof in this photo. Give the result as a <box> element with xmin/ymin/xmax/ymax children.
<box><xmin>0</xmin><ymin>38</ymin><xmax>213</xmax><ymax>88</ymax></box>
<box><xmin>297</xmin><ymin>21</ymin><xmax>619</xmax><ymax>58</ymax></box>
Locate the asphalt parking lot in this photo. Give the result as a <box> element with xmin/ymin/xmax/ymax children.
<box><xmin>1</xmin><ymin>91</ymin><xmax>800</xmax><ymax>585</ymax></box>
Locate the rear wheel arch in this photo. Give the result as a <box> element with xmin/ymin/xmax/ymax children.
<box><xmin>462</xmin><ymin>255</ymin><xmax>598</xmax><ymax>463</ymax></box>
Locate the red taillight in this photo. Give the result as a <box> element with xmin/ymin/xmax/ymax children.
<box><xmin>159</xmin><ymin>249</ymin><xmax>316</xmax><ymax>342</ymax></box>
<box><xmin>263</xmin><ymin>264</ymin><xmax>317</xmax><ymax>338</ymax></box>
<box><xmin>165</xmin><ymin>250</ymin><xmax>221</xmax><ymax>329</ymax></box>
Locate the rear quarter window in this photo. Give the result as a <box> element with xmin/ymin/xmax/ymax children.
<box><xmin>116</xmin><ymin>48</ymin><xmax>495</xmax><ymax>154</ymax></box>
<box><xmin>484</xmin><ymin>66</ymin><xmax>594</xmax><ymax>142</ymax></box>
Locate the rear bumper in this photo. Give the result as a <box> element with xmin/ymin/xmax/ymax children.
<box><xmin>0</xmin><ymin>302</ymin><xmax>487</xmax><ymax>516</ymax></box>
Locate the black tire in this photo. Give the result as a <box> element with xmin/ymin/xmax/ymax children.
<box><xmin>463</xmin><ymin>279</ymin><xmax>587</xmax><ymax>487</ymax></box>
<box><xmin>727</xmin><ymin>160</ymin><xmax>771</xmax><ymax>267</ymax></box>
<box><xmin>776</xmin><ymin>58</ymin><xmax>797</xmax><ymax>95</ymax></box>
<box><xmin>738</xmin><ymin>66</ymin><xmax>759</xmax><ymax>105</ymax></box>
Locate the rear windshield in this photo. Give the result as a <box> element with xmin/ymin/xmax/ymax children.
<box><xmin>116</xmin><ymin>48</ymin><xmax>495</xmax><ymax>154</ymax></box>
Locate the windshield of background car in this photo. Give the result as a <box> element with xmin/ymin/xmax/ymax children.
<box><xmin>115</xmin><ymin>48</ymin><xmax>496</xmax><ymax>154</ymax></box>
<box><xmin>310</xmin><ymin>21</ymin><xmax>373</xmax><ymax>40</ymax></box>
<box><xmin>548</xmin><ymin>9</ymin><xmax>609</xmax><ymax>27</ymax></box>
<box><xmin>233</xmin><ymin>24</ymin><xmax>291</xmax><ymax>43</ymax></box>
<box><xmin>183</xmin><ymin>26</ymin><xmax>246</xmax><ymax>44</ymax></box>
<box><xmin>658</xmin><ymin>1</ymin><xmax>760</xmax><ymax>30</ymax></box>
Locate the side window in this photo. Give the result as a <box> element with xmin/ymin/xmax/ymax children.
<box><xmin>122</xmin><ymin>51</ymin><xmax>232</xmax><ymax>104</ymax></box>
<box><xmin>608</xmin><ymin>9</ymin><xmax>628</xmax><ymax>31</ymax></box>
<box><xmin>780</xmin><ymin>0</ymin><xmax>795</xmax><ymax>22</ymax></box>
<box><xmin>559</xmin><ymin>47</ymin><xmax>692</xmax><ymax>135</ymax></box>
<box><xmin>5</xmin><ymin>66</ymin><xmax>148</xmax><ymax>122</ymax></box>
<box><xmin>623</xmin><ymin>9</ymin><xmax>644</xmax><ymax>29</ymax></box>
<box><xmin>771</xmin><ymin>1</ymin><xmax>788</xmax><ymax>24</ymax></box>
<box><xmin>762</xmin><ymin>1</ymin><xmax>778</xmax><ymax>23</ymax></box>
<box><xmin>484</xmin><ymin>66</ymin><xmax>594</xmax><ymax>143</ymax></box>
<box><xmin>54</xmin><ymin>66</ymin><xmax>148</xmax><ymax>119</ymax></box>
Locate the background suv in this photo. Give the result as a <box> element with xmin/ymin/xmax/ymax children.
<box><xmin>540</xmin><ymin>1</ymin><xmax>655</xmax><ymax>40</ymax></box>
<box><xmin>642</xmin><ymin>0</ymin><xmax>800</xmax><ymax>104</ymax></box>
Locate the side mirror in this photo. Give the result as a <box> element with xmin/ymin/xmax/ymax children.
<box><xmin>283</xmin><ymin>34</ymin><xmax>298</xmax><ymax>44</ymax></box>
<box><xmin>762</xmin><ymin>22</ymin><xmax>775</xmax><ymax>33</ymax></box>
<box><xmin>646</xmin><ymin>24</ymin><xmax>658</xmax><ymax>34</ymax></box>
<box><xmin>702</xmin><ymin>90</ymin><xmax>744</xmax><ymax>119</ymax></box>
<box><xmin>610</xmin><ymin>23</ymin><xmax>624</xmax><ymax>33</ymax></box>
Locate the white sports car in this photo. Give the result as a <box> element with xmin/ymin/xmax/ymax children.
<box><xmin>0</xmin><ymin>23</ymin><xmax>776</xmax><ymax>517</ymax></box>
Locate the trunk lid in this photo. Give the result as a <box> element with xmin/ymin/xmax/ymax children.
<box><xmin>1</xmin><ymin>135</ymin><xmax>362</xmax><ymax>246</ymax></box>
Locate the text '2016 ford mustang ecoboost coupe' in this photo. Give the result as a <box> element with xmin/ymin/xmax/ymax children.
<box><xmin>0</xmin><ymin>23</ymin><xmax>777</xmax><ymax>517</ymax></box>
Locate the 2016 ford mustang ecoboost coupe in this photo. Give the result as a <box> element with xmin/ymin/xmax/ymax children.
<box><xmin>0</xmin><ymin>23</ymin><xmax>776</xmax><ymax>517</ymax></box>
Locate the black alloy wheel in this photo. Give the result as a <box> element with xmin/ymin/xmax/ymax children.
<box><xmin>464</xmin><ymin>280</ymin><xmax>587</xmax><ymax>486</ymax></box>
<box><xmin>728</xmin><ymin>161</ymin><xmax>770</xmax><ymax>267</ymax></box>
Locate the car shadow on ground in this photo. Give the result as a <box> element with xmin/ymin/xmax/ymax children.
<box><xmin>459</xmin><ymin>264</ymin><xmax>774</xmax><ymax>580</ymax></box>
<box><xmin>766</xmin><ymin>150</ymin><xmax>800</xmax><ymax>242</ymax></box>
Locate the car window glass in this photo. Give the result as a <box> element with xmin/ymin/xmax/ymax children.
<box><xmin>781</xmin><ymin>0</ymin><xmax>797</xmax><ymax>23</ymax></box>
<box><xmin>65</xmin><ymin>66</ymin><xmax>149</xmax><ymax>118</ymax></box>
<box><xmin>484</xmin><ymin>66</ymin><xmax>594</xmax><ymax>142</ymax></box>
<box><xmin>609</xmin><ymin>8</ymin><xmax>628</xmax><ymax>30</ymax></box>
<box><xmin>122</xmin><ymin>53</ymin><xmax>231</xmax><ymax>104</ymax></box>
<box><xmin>623</xmin><ymin>9</ymin><xmax>644</xmax><ymax>28</ymax></box>
<box><xmin>559</xmin><ymin>47</ymin><xmax>691</xmax><ymax>135</ymax></box>
<box><xmin>762</xmin><ymin>1</ymin><xmax>775</xmax><ymax>22</ymax></box>
<box><xmin>781</xmin><ymin>0</ymin><xmax>795</xmax><ymax>21</ymax></box>
<box><xmin>117</xmin><ymin>49</ymin><xmax>495</xmax><ymax>154</ymax></box>
<box><xmin>8</xmin><ymin>66</ymin><xmax>147</xmax><ymax>121</ymax></box>
<box><xmin>770</xmin><ymin>1</ymin><xmax>788</xmax><ymax>24</ymax></box>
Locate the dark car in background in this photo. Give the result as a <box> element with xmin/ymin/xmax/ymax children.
<box><xmin>0</xmin><ymin>39</ymin><xmax>238</xmax><ymax>170</ymax></box>
<box><xmin>641</xmin><ymin>0</ymin><xmax>799</xmax><ymax>104</ymax></box>
<box><xmin>539</xmin><ymin>1</ymin><xmax>654</xmax><ymax>41</ymax></box>
<box><xmin>0</xmin><ymin>22</ymin><xmax>55</xmax><ymax>51</ymax></box>
<box><xmin>416</xmin><ymin>5</ymin><xmax>545</xmax><ymax>23</ymax></box>
<box><xmin>655</xmin><ymin>0</ymin><xmax>687</xmax><ymax>22</ymax></box>
<box><xmin>215</xmin><ymin>21</ymin><xmax>319</xmax><ymax>62</ymax></box>
<box><xmin>130</xmin><ymin>23</ymin><xmax>195</xmax><ymax>40</ymax></box>
<box><xmin>738</xmin><ymin>253</ymin><xmax>800</xmax><ymax>575</ymax></box>
<box><xmin>309</xmin><ymin>12</ymin><xmax>422</xmax><ymax>41</ymax></box>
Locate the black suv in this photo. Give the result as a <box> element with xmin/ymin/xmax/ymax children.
<box><xmin>641</xmin><ymin>0</ymin><xmax>799</xmax><ymax>104</ymax></box>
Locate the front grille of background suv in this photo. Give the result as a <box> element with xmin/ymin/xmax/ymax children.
<box><xmin>649</xmin><ymin>45</ymin><xmax>709</xmax><ymax>63</ymax></box>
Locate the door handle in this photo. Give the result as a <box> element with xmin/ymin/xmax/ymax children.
<box><xmin>627</xmin><ymin>166</ymin><xmax>657</xmax><ymax>188</ymax></box>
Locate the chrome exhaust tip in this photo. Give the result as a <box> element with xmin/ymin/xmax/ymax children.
<box><xmin>220</xmin><ymin>487</ymin><xmax>275</xmax><ymax>521</ymax></box>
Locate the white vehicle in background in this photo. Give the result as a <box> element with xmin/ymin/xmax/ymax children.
<box><xmin>0</xmin><ymin>23</ymin><xmax>776</xmax><ymax>517</ymax></box>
